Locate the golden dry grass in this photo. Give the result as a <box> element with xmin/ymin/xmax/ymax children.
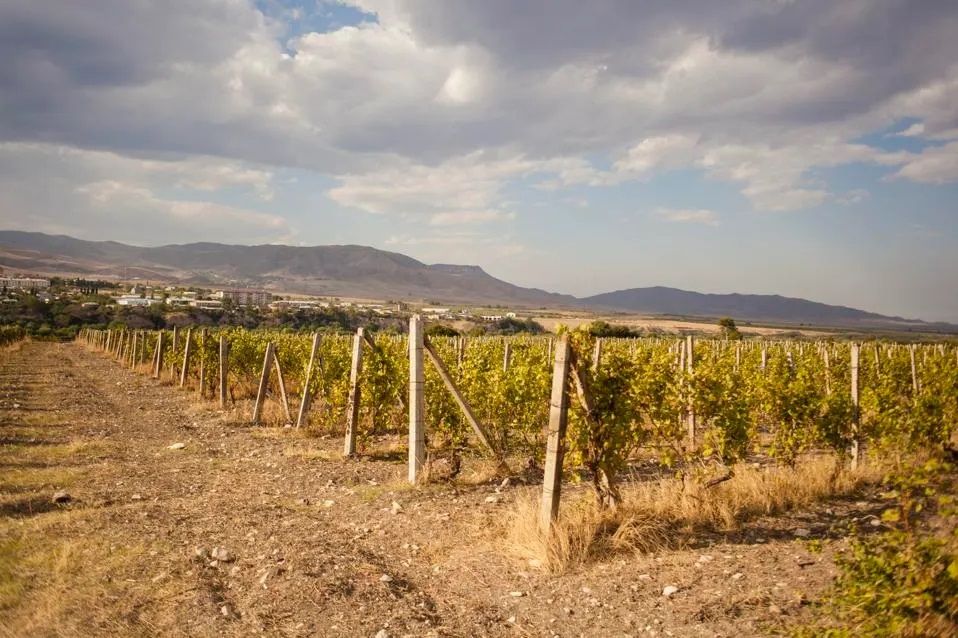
<box><xmin>507</xmin><ymin>456</ymin><xmax>885</xmax><ymax>572</ymax></box>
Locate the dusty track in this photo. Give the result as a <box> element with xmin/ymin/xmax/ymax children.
<box><xmin>1</xmin><ymin>341</ymin><xmax>882</xmax><ymax>637</ymax></box>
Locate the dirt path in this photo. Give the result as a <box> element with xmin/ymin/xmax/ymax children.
<box><xmin>1</xmin><ymin>341</ymin><xmax>881</xmax><ymax>637</ymax></box>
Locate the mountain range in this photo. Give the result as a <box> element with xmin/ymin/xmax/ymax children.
<box><xmin>0</xmin><ymin>230</ymin><xmax>952</xmax><ymax>331</ymax></box>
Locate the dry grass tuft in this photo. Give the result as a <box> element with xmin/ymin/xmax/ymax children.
<box><xmin>507</xmin><ymin>456</ymin><xmax>884</xmax><ymax>572</ymax></box>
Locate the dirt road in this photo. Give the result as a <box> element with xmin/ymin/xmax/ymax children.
<box><xmin>1</xmin><ymin>341</ymin><xmax>871</xmax><ymax>637</ymax></box>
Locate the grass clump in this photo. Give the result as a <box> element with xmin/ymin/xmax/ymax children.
<box><xmin>507</xmin><ymin>455</ymin><xmax>883</xmax><ymax>572</ymax></box>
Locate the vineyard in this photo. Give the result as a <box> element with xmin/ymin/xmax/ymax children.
<box><xmin>77</xmin><ymin>322</ymin><xmax>958</xmax><ymax>525</ymax></box>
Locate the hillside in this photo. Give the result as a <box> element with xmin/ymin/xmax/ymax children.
<box><xmin>581</xmin><ymin>286</ymin><xmax>935</xmax><ymax>329</ymax></box>
<box><xmin>0</xmin><ymin>231</ymin><xmax>574</xmax><ymax>306</ymax></box>
<box><xmin>0</xmin><ymin>230</ymin><xmax>951</xmax><ymax>330</ymax></box>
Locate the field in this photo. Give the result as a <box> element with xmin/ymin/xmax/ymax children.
<box><xmin>1</xmin><ymin>326</ymin><xmax>956</xmax><ymax>636</ymax></box>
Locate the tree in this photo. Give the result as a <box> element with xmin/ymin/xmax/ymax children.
<box><xmin>718</xmin><ymin>317</ymin><xmax>741</xmax><ymax>340</ymax></box>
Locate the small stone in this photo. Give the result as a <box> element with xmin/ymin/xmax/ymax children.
<box><xmin>194</xmin><ymin>547</ymin><xmax>208</xmax><ymax>560</ymax></box>
<box><xmin>296</xmin><ymin>498</ymin><xmax>310</xmax><ymax>506</ymax></box>
<box><xmin>697</xmin><ymin>554</ymin><xmax>714</xmax><ymax>563</ymax></box>
<box><xmin>374</xmin><ymin>630</ymin><xmax>389</xmax><ymax>638</ymax></box>
<box><xmin>507</xmin><ymin>616</ymin><xmax>517</xmax><ymax>623</ymax></box>
<box><xmin>528</xmin><ymin>558</ymin><xmax>543</xmax><ymax>569</ymax></box>
<box><xmin>52</xmin><ymin>490</ymin><xmax>71</xmax><ymax>504</ymax></box>
<box><xmin>380</xmin><ymin>574</ymin><xmax>393</xmax><ymax>583</ymax></box>
<box><xmin>769</xmin><ymin>604</ymin><xmax>782</xmax><ymax>615</ymax></box>
<box><xmin>211</xmin><ymin>547</ymin><xmax>234</xmax><ymax>563</ymax></box>
<box><xmin>731</xmin><ymin>573</ymin><xmax>744</xmax><ymax>580</ymax></box>
<box><xmin>662</xmin><ymin>585</ymin><xmax>679</xmax><ymax>597</ymax></box>
<box><xmin>168</xmin><ymin>442</ymin><xmax>186</xmax><ymax>450</ymax></box>
<box><xmin>637</xmin><ymin>574</ymin><xmax>652</xmax><ymax>581</ymax></box>
<box><xmin>793</xmin><ymin>528</ymin><xmax>811</xmax><ymax>538</ymax></box>
<box><xmin>220</xmin><ymin>605</ymin><xmax>231</xmax><ymax>617</ymax></box>
<box><xmin>391</xmin><ymin>501</ymin><xmax>402</xmax><ymax>514</ymax></box>
<box><xmin>509</xmin><ymin>591</ymin><xmax>525</xmax><ymax>597</ymax></box>
<box><xmin>323</xmin><ymin>500</ymin><xmax>335</xmax><ymax>508</ymax></box>
<box><xmin>869</xmin><ymin>518</ymin><xmax>882</xmax><ymax>527</ymax></box>
<box><xmin>131</xmin><ymin>494</ymin><xmax>143</xmax><ymax>501</ymax></box>
<box><xmin>484</xmin><ymin>495</ymin><xmax>500</xmax><ymax>504</ymax></box>
<box><xmin>500</xmin><ymin>477</ymin><xmax>512</xmax><ymax>488</ymax></box>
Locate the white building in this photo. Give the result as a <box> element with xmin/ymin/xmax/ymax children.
<box><xmin>116</xmin><ymin>296</ymin><xmax>159</xmax><ymax>307</ymax></box>
<box><xmin>0</xmin><ymin>277</ymin><xmax>50</xmax><ymax>291</ymax></box>
<box><xmin>215</xmin><ymin>289</ymin><xmax>272</xmax><ymax>306</ymax></box>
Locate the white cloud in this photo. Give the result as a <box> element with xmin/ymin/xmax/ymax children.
<box><xmin>0</xmin><ymin>143</ymin><xmax>290</xmax><ymax>244</ymax></box>
<box><xmin>654</xmin><ymin>208</ymin><xmax>719</xmax><ymax>226</ymax></box>
<box><xmin>893</xmin><ymin>140</ymin><xmax>958</xmax><ymax>184</ymax></box>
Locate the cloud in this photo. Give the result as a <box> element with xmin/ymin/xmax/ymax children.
<box><xmin>654</xmin><ymin>207</ymin><xmax>719</xmax><ymax>226</ymax></box>
<box><xmin>893</xmin><ymin>140</ymin><xmax>958</xmax><ymax>184</ymax></box>
<box><xmin>0</xmin><ymin>143</ymin><xmax>290</xmax><ymax>244</ymax></box>
<box><xmin>0</xmin><ymin>0</ymin><xmax>957</xmax><ymax>241</ymax></box>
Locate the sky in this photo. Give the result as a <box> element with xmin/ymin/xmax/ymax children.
<box><xmin>0</xmin><ymin>1</ymin><xmax>956</xmax><ymax>322</ymax></box>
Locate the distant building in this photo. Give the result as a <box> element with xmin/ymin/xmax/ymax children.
<box><xmin>116</xmin><ymin>296</ymin><xmax>159</xmax><ymax>307</ymax></box>
<box><xmin>189</xmin><ymin>299</ymin><xmax>222</xmax><ymax>310</ymax></box>
<box><xmin>215</xmin><ymin>289</ymin><xmax>272</xmax><ymax>306</ymax></box>
<box><xmin>269</xmin><ymin>300</ymin><xmax>324</xmax><ymax>311</ymax></box>
<box><xmin>0</xmin><ymin>277</ymin><xmax>50</xmax><ymax>291</ymax></box>
<box><xmin>165</xmin><ymin>297</ymin><xmax>193</xmax><ymax>307</ymax></box>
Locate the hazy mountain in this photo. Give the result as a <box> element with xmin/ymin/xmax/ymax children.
<box><xmin>0</xmin><ymin>231</ymin><xmax>575</xmax><ymax>306</ymax></box>
<box><xmin>0</xmin><ymin>230</ymin><xmax>952</xmax><ymax>330</ymax></box>
<box><xmin>581</xmin><ymin>286</ymin><xmax>936</xmax><ymax>329</ymax></box>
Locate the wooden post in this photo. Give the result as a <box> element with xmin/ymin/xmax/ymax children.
<box><xmin>734</xmin><ymin>341</ymin><xmax>741</xmax><ymax>371</ymax></box>
<box><xmin>138</xmin><ymin>332</ymin><xmax>146</xmax><ymax>367</ymax></box>
<box><xmin>423</xmin><ymin>336</ymin><xmax>501</xmax><ymax>461</ymax></box>
<box><xmin>909</xmin><ymin>344</ymin><xmax>919</xmax><ymax>395</ymax></box>
<box><xmin>179</xmin><ymin>328</ymin><xmax>193</xmax><ymax>387</ymax></box>
<box><xmin>761</xmin><ymin>345</ymin><xmax>767</xmax><ymax>372</ymax></box>
<box><xmin>456</xmin><ymin>336</ymin><xmax>465</xmax><ymax>368</ymax></box>
<box><xmin>252</xmin><ymin>342</ymin><xmax>275</xmax><ymax>425</ymax></box>
<box><xmin>343</xmin><ymin>328</ymin><xmax>364</xmax><ymax>456</ymax></box>
<box><xmin>408</xmin><ymin>316</ymin><xmax>426</xmax><ymax>484</ymax></box>
<box><xmin>592</xmin><ymin>338</ymin><xmax>602</xmax><ymax>370</ymax></box>
<box><xmin>296</xmin><ymin>332</ymin><xmax>322</xmax><ymax>427</ymax></box>
<box><xmin>503</xmin><ymin>340</ymin><xmax>512</xmax><ymax>372</ymax></box>
<box><xmin>198</xmin><ymin>330</ymin><xmax>207</xmax><ymax>397</ymax></box>
<box><xmin>218</xmin><ymin>335</ymin><xmax>229</xmax><ymax>409</ymax></box>
<box><xmin>539</xmin><ymin>335</ymin><xmax>572</xmax><ymax>535</ymax></box>
<box><xmin>272</xmin><ymin>348</ymin><xmax>292</xmax><ymax>423</ymax></box>
<box><xmin>154</xmin><ymin>331</ymin><xmax>164</xmax><ymax>379</ymax></box>
<box><xmin>850</xmin><ymin>343</ymin><xmax>861</xmax><ymax>470</ymax></box>
<box><xmin>823</xmin><ymin>348</ymin><xmax>831</xmax><ymax>395</ymax></box>
<box><xmin>169</xmin><ymin>326</ymin><xmax>178</xmax><ymax>381</ymax></box>
<box><xmin>686</xmin><ymin>335</ymin><xmax>695</xmax><ymax>449</ymax></box>
<box><xmin>130</xmin><ymin>331</ymin><xmax>138</xmax><ymax>370</ymax></box>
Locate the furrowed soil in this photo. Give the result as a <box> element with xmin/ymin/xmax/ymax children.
<box><xmin>0</xmin><ymin>341</ymin><xmax>885</xmax><ymax>637</ymax></box>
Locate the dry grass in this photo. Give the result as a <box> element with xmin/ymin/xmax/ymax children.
<box><xmin>507</xmin><ymin>456</ymin><xmax>885</xmax><ymax>572</ymax></box>
<box><xmin>0</xmin><ymin>510</ymin><xmax>156</xmax><ymax>637</ymax></box>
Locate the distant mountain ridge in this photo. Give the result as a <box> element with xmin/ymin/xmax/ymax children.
<box><xmin>0</xmin><ymin>230</ymin><xmax>952</xmax><ymax>331</ymax></box>
<box><xmin>0</xmin><ymin>230</ymin><xmax>575</xmax><ymax>306</ymax></box>
<box><xmin>580</xmin><ymin>286</ymin><xmax>928</xmax><ymax>328</ymax></box>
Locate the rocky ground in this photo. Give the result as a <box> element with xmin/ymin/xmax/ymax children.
<box><xmin>0</xmin><ymin>341</ymin><xmax>886</xmax><ymax>637</ymax></box>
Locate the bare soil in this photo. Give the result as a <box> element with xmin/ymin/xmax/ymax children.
<box><xmin>0</xmin><ymin>341</ymin><xmax>884</xmax><ymax>637</ymax></box>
